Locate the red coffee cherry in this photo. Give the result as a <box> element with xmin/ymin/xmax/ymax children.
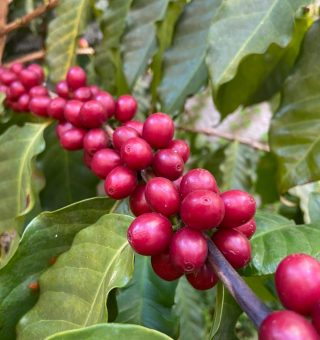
<box><xmin>167</xmin><ymin>139</ymin><xmax>190</xmax><ymax>162</ymax></box>
<box><xmin>180</xmin><ymin>169</ymin><xmax>219</xmax><ymax>199</ymax></box>
<box><xmin>259</xmin><ymin>311</ymin><xmax>319</xmax><ymax>340</ymax></box>
<box><xmin>145</xmin><ymin>177</ymin><xmax>180</xmax><ymax>217</ymax></box>
<box><xmin>56</xmin><ymin>80</ymin><xmax>70</xmax><ymax>99</ymax></box>
<box><xmin>170</xmin><ymin>227</ymin><xmax>208</xmax><ymax>273</ymax></box>
<box><xmin>234</xmin><ymin>218</ymin><xmax>256</xmax><ymax>239</ymax></box>
<box><xmin>123</xmin><ymin>120</ymin><xmax>143</xmax><ymax>135</ymax></box>
<box><xmin>0</xmin><ymin>85</ymin><xmax>7</xmax><ymax>94</ymax></box>
<box><xmin>27</xmin><ymin>64</ymin><xmax>45</xmax><ymax>83</ymax></box>
<box><xmin>29</xmin><ymin>96</ymin><xmax>50</xmax><ymax>116</ymax></box>
<box><xmin>56</xmin><ymin>121</ymin><xmax>73</xmax><ymax>138</ymax></box>
<box><xmin>152</xmin><ymin>149</ymin><xmax>184</xmax><ymax>180</ymax></box>
<box><xmin>142</xmin><ymin>113</ymin><xmax>174</xmax><ymax>149</ymax></box>
<box><xmin>219</xmin><ymin>190</ymin><xmax>256</xmax><ymax>228</ymax></box>
<box><xmin>95</xmin><ymin>91</ymin><xmax>115</xmax><ymax>118</ymax></box>
<box><xmin>112</xmin><ymin>126</ymin><xmax>139</xmax><ymax>150</ymax></box>
<box><xmin>275</xmin><ymin>254</ymin><xmax>320</xmax><ymax>315</ymax></box>
<box><xmin>83</xmin><ymin>128</ymin><xmax>109</xmax><ymax>155</ymax></box>
<box><xmin>186</xmin><ymin>262</ymin><xmax>219</xmax><ymax>290</ymax></box>
<box><xmin>80</xmin><ymin>100</ymin><xmax>107</xmax><ymax>128</ymax></box>
<box><xmin>129</xmin><ymin>184</ymin><xmax>152</xmax><ymax>217</ymax></box>
<box><xmin>47</xmin><ymin>97</ymin><xmax>66</xmax><ymax>121</ymax></box>
<box><xmin>91</xmin><ymin>148</ymin><xmax>122</xmax><ymax>179</ymax></box>
<box><xmin>181</xmin><ymin>190</ymin><xmax>225</xmax><ymax>230</ymax></box>
<box><xmin>0</xmin><ymin>70</ymin><xmax>17</xmax><ymax>85</ymax></box>
<box><xmin>89</xmin><ymin>85</ymin><xmax>100</xmax><ymax>96</ymax></box>
<box><xmin>10</xmin><ymin>62</ymin><xmax>24</xmax><ymax>74</ymax></box>
<box><xmin>64</xmin><ymin>100</ymin><xmax>83</xmax><ymax>127</ymax></box>
<box><xmin>78</xmin><ymin>37</ymin><xmax>89</xmax><ymax>49</ymax></box>
<box><xmin>59</xmin><ymin>127</ymin><xmax>86</xmax><ymax>150</ymax></box>
<box><xmin>29</xmin><ymin>85</ymin><xmax>49</xmax><ymax>97</ymax></box>
<box><xmin>312</xmin><ymin>301</ymin><xmax>320</xmax><ymax>334</ymax></box>
<box><xmin>115</xmin><ymin>95</ymin><xmax>137</xmax><ymax>122</ymax></box>
<box><xmin>212</xmin><ymin>229</ymin><xmax>251</xmax><ymax>269</ymax></box>
<box><xmin>66</xmin><ymin>66</ymin><xmax>87</xmax><ymax>90</ymax></box>
<box><xmin>73</xmin><ymin>86</ymin><xmax>92</xmax><ymax>102</ymax></box>
<box><xmin>127</xmin><ymin>212</ymin><xmax>173</xmax><ymax>256</ymax></box>
<box><xmin>7</xmin><ymin>81</ymin><xmax>26</xmax><ymax>100</ymax></box>
<box><xmin>173</xmin><ymin>177</ymin><xmax>182</xmax><ymax>191</ymax></box>
<box><xmin>104</xmin><ymin>165</ymin><xmax>137</xmax><ymax>199</ymax></box>
<box><xmin>17</xmin><ymin>94</ymin><xmax>30</xmax><ymax>112</ymax></box>
<box><xmin>19</xmin><ymin>69</ymin><xmax>40</xmax><ymax>89</ymax></box>
<box><xmin>121</xmin><ymin>137</ymin><xmax>153</xmax><ymax>170</ymax></box>
<box><xmin>151</xmin><ymin>251</ymin><xmax>183</xmax><ymax>281</ymax></box>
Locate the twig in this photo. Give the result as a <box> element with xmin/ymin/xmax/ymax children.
<box><xmin>207</xmin><ymin>239</ymin><xmax>271</xmax><ymax>328</ymax></box>
<box><xmin>0</xmin><ymin>0</ymin><xmax>9</xmax><ymax>63</ymax></box>
<box><xmin>0</xmin><ymin>0</ymin><xmax>59</xmax><ymax>37</ymax></box>
<box><xmin>177</xmin><ymin>125</ymin><xmax>270</xmax><ymax>152</ymax></box>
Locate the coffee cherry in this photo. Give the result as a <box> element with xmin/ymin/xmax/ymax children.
<box><xmin>7</xmin><ymin>81</ymin><xmax>26</xmax><ymax>100</ymax></box>
<box><xmin>181</xmin><ymin>190</ymin><xmax>224</xmax><ymax>230</ymax></box>
<box><xmin>59</xmin><ymin>127</ymin><xmax>86</xmax><ymax>150</ymax></box>
<box><xmin>17</xmin><ymin>94</ymin><xmax>30</xmax><ymax>112</ymax></box>
<box><xmin>234</xmin><ymin>218</ymin><xmax>256</xmax><ymax>239</ymax></box>
<box><xmin>173</xmin><ymin>177</ymin><xmax>182</xmax><ymax>191</ymax></box>
<box><xmin>73</xmin><ymin>86</ymin><xmax>92</xmax><ymax>102</ymax></box>
<box><xmin>145</xmin><ymin>177</ymin><xmax>180</xmax><ymax>217</ymax></box>
<box><xmin>0</xmin><ymin>85</ymin><xmax>7</xmax><ymax>94</ymax></box>
<box><xmin>56</xmin><ymin>121</ymin><xmax>73</xmax><ymax>138</ymax></box>
<box><xmin>168</xmin><ymin>139</ymin><xmax>190</xmax><ymax>162</ymax></box>
<box><xmin>151</xmin><ymin>251</ymin><xmax>183</xmax><ymax>281</ymax></box>
<box><xmin>312</xmin><ymin>301</ymin><xmax>320</xmax><ymax>334</ymax></box>
<box><xmin>19</xmin><ymin>69</ymin><xmax>40</xmax><ymax>89</ymax></box>
<box><xmin>152</xmin><ymin>149</ymin><xmax>184</xmax><ymax>180</ymax></box>
<box><xmin>78</xmin><ymin>37</ymin><xmax>89</xmax><ymax>49</ymax></box>
<box><xmin>142</xmin><ymin>113</ymin><xmax>174</xmax><ymax>149</ymax></box>
<box><xmin>47</xmin><ymin>97</ymin><xmax>66</xmax><ymax>121</ymax></box>
<box><xmin>80</xmin><ymin>100</ymin><xmax>107</xmax><ymax>128</ymax></box>
<box><xmin>29</xmin><ymin>85</ymin><xmax>49</xmax><ymax>97</ymax></box>
<box><xmin>180</xmin><ymin>169</ymin><xmax>219</xmax><ymax>199</ymax></box>
<box><xmin>112</xmin><ymin>126</ymin><xmax>139</xmax><ymax>150</ymax></box>
<box><xmin>128</xmin><ymin>212</ymin><xmax>172</xmax><ymax>256</ymax></box>
<box><xmin>0</xmin><ymin>70</ymin><xmax>17</xmax><ymax>85</ymax></box>
<box><xmin>123</xmin><ymin>120</ymin><xmax>143</xmax><ymax>135</ymax></box>
<box><xmin>212</xmin><ymin>229</ymin><xmax>251</xmax><ymax>269</ymax></box>
<box><xmin>66</xmin><ymin>66</ymin><xmax>86</xmax><ymax>90</ymax></box>
<box><xmin>129</xmin><ymin>184</ymin><xmax>152</xmax><ymax>216</ymax></box>
<box><xmin>27</xmin><ymin>64</ymin><xmax>45</xmax><ymax>83</ymax></box>
<box><xmin>115</xmin><ymin>95</ymin><xmax>137</xmax><ymax>122</ymax></box>
<box><xmin>56</xmin><ymin>80</ymin><xmax>70</xmax><ymax>99</ymax></box>
<box><xmin>275</xmin><ymin>254</ymin><xmax>320</xmax><ymax>315</ymax></box>
<box><xmin>90</xmin><ymin>85</ymin><xmax>100</xmax><ymax>96</ymax></box>
<box><xmin>83</xmin><ymin>128</ymin><xmax>109</xmax><ymax>155</ymax></box>
<box><xmin>91</xmin><ymin>148</ymin><xmax>122</xmax><ymax>179</ymax></box>
<box><xmin>186</xmin><ymin>262</ymin><xmax>219</xmax><ymax>290</ymax></box>
<box><xmin>121</xmin><ymin>137</ymin><xmax>153</xmax><ymax>170</ymax></box>
<box><xmin>170</xmin><ymin>227</ymin><xmax>208</xmax><ymax>273</ymax></box>
<box><xmin>259</xmin><ymin>311</ymin><xmax>319</xmax><ymax>340</ymax></box>
<box><xmin>10</xmin><ymin>62</ymin><xmax>23</xmax><ymax>74</ymax></box>
<box><xmin>29</xmin><ymin>96</ymin><xmax>50</xmax><ymax>116</ymax></box>
<box><xmin>64</xmin><ymin>100</ymin><xmax>83</xmax><ymax>127</ymax></box>
<box><xmin>104</xmin><ymin>166</ymin><xmax>137</xmax><ymax>199</ymax></box>
<box><xmin>95</xmin><ymin>91</ymin><xmax>115</xmax><ymax>118</ymax></box>
<box><xmin>219</xmin><ymin>190</ymin><xmax>256</xmax><ymax>228</ymax></box>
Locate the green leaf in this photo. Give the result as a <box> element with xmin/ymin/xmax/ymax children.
<box><xmin>270</xmin><ymin>21</ymin><xmax>320</xmax><ymax>192</ymax></box>
<box><xmin>17</xmin><ymin>213</ymin><xmax>134</xmax><ymax>340</ymax></box>
<box><xmin>207</xmin><ymin>0</ymin><xmax>310</xmax><ymax>117</ymax></box>
<box><xmin>0</xmin><ymin>197</ymin><xmax>115</xmax><ymax>340</ymax></box>
<box><xmin>243</xmin><ymin>211</ymin><xmax>320</xmax><ymax>276</ymax></box>
<box><xmin>212</xmin><ymin>16</ymin><xmax>311</xmax><ymax>115</ymax></box>
<box><xmin>219</xmin><ymin>141</ymin><xmax>258</xmax><ymax>192</ymax></box>
<box><xmin>39</xmin><ymin>124</ymin><xmax>99</xmax><ymax>211</ymax></box>
<box><xmin>0</xmin><ymin>122</ymin><xmax>49</xmax><ymax>233</ymax></box>
<box><xmin>158</xmin><ymin>0</ymin><xmax>222</xmax><ymax>114</ymax></box>
<box><xmin>122</xmin><ymin>0</ymin><xmax>169</xmax><ymax>89</ymax></box>
<box><xmin>94</xmin><ymin>0</ymin><xmax>133</xmax><ymax>95</ymax></box>
<box><xmin>47</xmin><ymin>323</ymin><xmax>172</xmax><ymax>340</ymax></box>
<box><xmin>309</xmin><ymin>192</ymin><xmax>320</xmax><ymax>223</ymax></box>
<box><xmin>209</xmin><ymin>282</ymin><xmax>224</xmax><ymax>339</ymax></box>
<box><xmin>46</xmin><ymin>0</ymin><xmax>90</xmax><ymax>83</ymax></box>
<box><xmin>116</xmin><ymin>254</ymin><xmax>178</xmax><ymax>338</ymax></box>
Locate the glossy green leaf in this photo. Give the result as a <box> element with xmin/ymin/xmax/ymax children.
<box><xmin>122</xmin><ymin>0</ymin><xmax>169</xmax><ymax>89</ymax></box>
<box><xmin>39</xmin><ymin>124</ymin><xmax>99</xmax><ymax>211</ymax></box>
<box><xmin>270</xmin><ymin>21</ymin><xmax>320</xmax><ymax>192</ymax></box>
<box><xmin>158</xmin><ymin>0</ymin><xmax>222</xmax><ymax>114</ymax></box>
<box><xmin>47</xmin><ymin>323</ymin><xmax>172</xmax><ymax>340</ymax></box>
<box><xmin>243</xmin><ymin>211</ymin><xmax>320</xmax><ymax>276</ymax></box>
<box><xmin>17</xmin><ymin>213</ymin><xmax>134</xmax><ymax>340</ymax></box>
<box><xmin>116</xmin><ymin>254</ymin><xmax>178</xmax><ymax>337</ymax></box>
<box><xmin>209</xmin><ymin>282</ymin><xmax>224</xmax><ymax>339</ymax></box>
<box><xmin>0</xmin><ymin>197</ymin><xmax>115</xmax><ymax>340</ymax></box>
<box><xmin>207</xmin><ymin>0</ymin><xmax>309</xmax><ymax>117</ymax></box>
<box><xmin>94</xmin><ymin>0</ymin><xmax>133</xmax><ymax>95</ymax></box>
<box><xmin>309</xmin><ymin>192</ymin><xmax>320</xmax><ymax>223</ymax></box>
<box><xmin>46</xmin><ymin>0</ymin><xmax>90</xmax><ymax>83</ymax></box>
<box><xmin>0</xmin><ymin>122</ymin><xmax>49</xmax><ymax>233</ymax></box>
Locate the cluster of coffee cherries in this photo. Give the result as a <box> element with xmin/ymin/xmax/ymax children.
<box><xmin>260</xmin><ymin>253</ymin><xmax>320</xmax><ymax>339</ymax></box>
<box><xmin>0</xmin><ymin>62</ymin><xmax>257</xmax><ymax>291</ymax></box>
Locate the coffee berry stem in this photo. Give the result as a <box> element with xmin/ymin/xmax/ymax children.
<box><xmin>207</xmin><ymin>239</ymin><xmax>271</xmax><ymax>328</ymax></box>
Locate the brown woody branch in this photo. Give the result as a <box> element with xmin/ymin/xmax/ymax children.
<box><xmin>0</xmin><ymin>0</ymin><xmax>9</xmax><ymax>62</ymax></box>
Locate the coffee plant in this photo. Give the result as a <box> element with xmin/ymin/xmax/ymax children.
<box><xmin>1</xmin><ymin>0</ymin><xmax>320</xmax><ymax>339</ymax></box>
